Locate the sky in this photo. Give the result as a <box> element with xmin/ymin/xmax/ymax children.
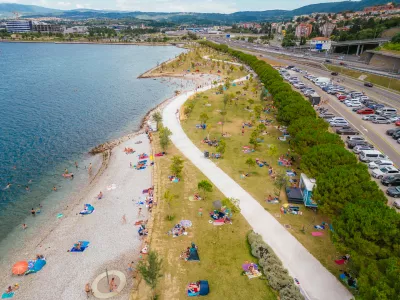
<box><xmin>2</xmin><ymin>0</ymin><xmax>345</xmax><ymax>13</ymax></box>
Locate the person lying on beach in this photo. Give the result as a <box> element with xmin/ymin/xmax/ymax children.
<box><xmin>5</xmin><ymin>286</ymin><xmax>12</xmax><ymax>293</ymax></box>
<box><xmin>36</xmin><ymin>254</ymin><xmax>44</xmax><ymax>260</ymax></box>
<box><xmin>97</xmin><ymin>191</ymin><xmax>103</xmax><ymax>200</ymax></box>
<box><xmin>109</xmin><ymin>278</ymin><xmax>117</xmax><ymax>292</ymax></box>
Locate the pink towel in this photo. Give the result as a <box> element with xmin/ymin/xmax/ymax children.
<box><xmin>335</xmin><ymin>259</ymin><xmax>346</xmax><ymax>265</ymax></box>
<box><xmin>312</xmin><ymin>232</ymin><xmax>324</xmax><ymax>237</ymax></box>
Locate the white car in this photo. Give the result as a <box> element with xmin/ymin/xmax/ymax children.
<box><xmin>329</xmin><ymin>117</ymin><xmax>347</xmax><ymax>122</ymax></box>
<box><xmin>368</xmin><ymin>160</ymin><xmax>394</xmax><ymax>169</ymax></box>
<box><xmin>362</xmin><ymin>114</ymin><xmax>378</xmax><ymax>121</ymax></box>
<box><xmin>372</xmin><ymin>166</ymin><xmax>400</xmax><ymax>179</ymax></box>
<box><xmin>330</xmin><ymin>120</ymin><xmax>349</xmax><ymax>127</ymax></box>
<box><xmin>346</xmin><ymin>101</ymin><xmax>362</xmax><ymax>107</ymax></box>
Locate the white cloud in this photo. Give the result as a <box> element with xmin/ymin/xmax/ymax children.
<box><xmin>57</xmin><ymin>2</ymin><xmax>72</xmax><ymax>6</ymax></box>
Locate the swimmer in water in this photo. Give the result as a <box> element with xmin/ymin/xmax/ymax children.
<box><xmin>64</xmin><ymin>168</ymin><xmax>68</xmax><ymax>174</ymax></box>
<box><xmin>53</xmin><ymin>186</ymin><xmax>57</xmax><ymax>191</ymax></box>
<box><xmin>25</xmin><ymin>186</ymin><xmax>30</xmax><ymax>191</ymax></box>
<box><xmin>88</xmin><ymin>163</ymin><xmax>92</xmax><ymax>173</ymax></box>
<box><xmin>4</xmin><ymin>183</ymin><xmax>11</xmax><ymax>189</ymax></box>
<box><xmin>75</xmin><ymin>161</ymin><xmax>78</xmax><ymax>168</ymax></box>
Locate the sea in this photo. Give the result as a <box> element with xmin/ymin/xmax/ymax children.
<box><xmin>0</xmin><ymin>42</ymin><xmax>189</xmax><ymax>247</ymax></box>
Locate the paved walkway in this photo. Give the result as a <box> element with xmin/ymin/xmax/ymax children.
<box><xmin>162</xmin><ymin>78</ymin><xmax>353</xmax><ymax>300</ymax></box>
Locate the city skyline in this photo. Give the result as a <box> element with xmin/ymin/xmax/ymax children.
<box><xmin>1</xmin><ymin>0</ymin><xmax>343</xmax><ymax>13</ymax></box>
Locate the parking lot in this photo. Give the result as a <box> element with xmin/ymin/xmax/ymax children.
<box><xmin>279</xmin><ymin>66</ymin><xmax>400</xmax><ymax>208</ymax></box>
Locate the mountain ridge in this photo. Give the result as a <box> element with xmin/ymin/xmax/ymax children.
<box><xmin>0</xmin><ymin>0</ymin><xmax>390</xmax><ymax>22</ymax></box>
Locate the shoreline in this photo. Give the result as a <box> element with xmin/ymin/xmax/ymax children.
<box><xmin>0</xmin><ymin>39</ymin><xmax>187</xmax><ymax>47</ymax></box>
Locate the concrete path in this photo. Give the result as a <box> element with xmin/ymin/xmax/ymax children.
<box><xmin>162</xmin><ymin>79</ymin><xmax>353</xmax><ymax>300</ymax></box>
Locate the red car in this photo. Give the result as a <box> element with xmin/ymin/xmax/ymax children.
<box><xmin>337</xmin><ymin>95</ymin><xmax>347</xmax><ymax>101</ymax></box>
<box><xmin>396</xmin><ymin>120</ymin><xmax>400</xmax><ymax>126</ymax></box>
<box><xmin>357</xmin><ymin>108</ymin><xmax>375</xmax><ymax>115</ymax></box>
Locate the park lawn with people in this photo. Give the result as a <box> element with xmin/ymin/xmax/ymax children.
<box><xmin>180</xmin><ymin>72</ymin><xmax>344</xmax><ymax>276</ymax></box>
<box><xmin>152</xmin><ymin>46</ymin><xmax>248</xmax><ymax>80</ymax></box>
<box><xmin>147</xmin><ymin>135</ymin><xmax>276</xmax><ymax>300</ymax></box>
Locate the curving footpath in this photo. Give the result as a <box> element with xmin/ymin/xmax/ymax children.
<box><xmin>162</xmin><ymin>75</ymin><xmax>353</xmax><ymax>300</ymax></box>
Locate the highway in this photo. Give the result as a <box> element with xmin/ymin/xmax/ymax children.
<box><xmin>209</xmin><ymin>37</ymin><xmax>400</xmax><ymax>109</ymax></box>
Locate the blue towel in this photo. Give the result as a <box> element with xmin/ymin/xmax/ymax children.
<box><xmin>70</xmin><ymin>241</ymin><xmax>90</xmax><ymax>252</ymax></box>
<box><xmin>2</xmin><ymin>292</ymin><xmax>14</xmax><ymax>299</ymax></box>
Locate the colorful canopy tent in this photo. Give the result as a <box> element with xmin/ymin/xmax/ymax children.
<box><xmin>187</xmin><ymin>280</ymin><xmax>209</xmax><ymax>297</ymax></box>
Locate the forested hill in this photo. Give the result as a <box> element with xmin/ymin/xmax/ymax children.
<box><xmin>0</xmin><ymin>0</ymin><xmax>391</xmax><ymax>22</ymax></box>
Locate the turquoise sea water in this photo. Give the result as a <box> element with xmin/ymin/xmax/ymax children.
<box><xmin>0</xmin><ymin>43</ymin><xmax>186</xmax><ymax>241</ymax></box>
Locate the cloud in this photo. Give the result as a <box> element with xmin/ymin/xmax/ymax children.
<box><xmin>114</xmin><ymin>0</ymin><xmax>239</xmax><ymax>13</ymax></box>
<box><xmin>57</xmin><ymin>1</ymin><xmax>72</xmax><ymax>6</ymax></box>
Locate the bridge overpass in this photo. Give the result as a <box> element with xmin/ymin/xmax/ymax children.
<box><xmin>332</xmin><ymin>38</ymin><xmax>390</xmax><ymax>56</ymax></box>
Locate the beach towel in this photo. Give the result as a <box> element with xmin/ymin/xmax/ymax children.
<box><xmin>180</xmin><ymin>220</ymin><xmax>192</xmax><ymax>228</ymax></box>
<box><xmin>187</xmin><ymin>248</ymin><xmax>200</xmax><ymax>261</ymax></box>
<box><xmin>106</xmin><ymin>184</ymin><xmax>117</xmax><ymax>191</ymax></box>
<box><xmin>70</xmin><ymin>241</ymin><xmax>90</xmax><ymax>252</ymax></box>
<box><xmin>312</xmin><ymin>232</ymin><xmax>324</xmax><ymax>237</ymax></box>
<box><xmin>155</xmin><ymin>152</ymin><xmax>165</xmax><ymax>157</ymax></box>
<box><xmin>80</xmin><ymin>204</ymin><xmax>95</xmax><ymax>215</ymax></box>
<box><xmin>314</xmin><ymin>225</ymin><xmax>325</xmax><ymax>230</ymax></box>
<box><xmin>213</xmin><ymin>219</ymin><xmax>225</xmax><ymax>226</ymax></box>
<box><xmin>335</xmin><ymin>259</ymin><xmax>346</xmax><ymax>265</ymax></box>
<box><xmin>245</xmin><ymin>270</ymin><xmax>262</xmax><ymax>279</ymax></box>
<box><xmin>1</xmin><ymin>292</ymin><xmax>14</xmax><ymax>299</ymax></box>
<box><xmin>57</xmin><ymin>213</ymin><xmax>63</xmax><ymax>218</ymax></box>
<box><xmin>329</xmin><ymin>223</ymin><xmax>334</xmax><ymax>232</ymax></box>
<box><xmin>286</xmin><ymin>171</ymin><xmax>296</xmax><ymax>177</ymax></box>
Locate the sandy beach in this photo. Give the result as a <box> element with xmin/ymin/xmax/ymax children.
<box><xmin>0</xmin><ymin>133</ymin><xmax>152</xmax><ymax>299</ymax></box>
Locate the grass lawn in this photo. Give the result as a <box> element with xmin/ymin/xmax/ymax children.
<box><xmin>326</xmin><ymin>64</ymin><xmax>400</xmax><ymax>92</ymax></box>
<box><xmin>180</xmin><ymin>75</ymin><xmax>345</xmax><ymax>277</ymax></box>
<box><xmin>149</xmin><ymin>135</ymin><xmax>276</xmax><ymax>300</ymax></box>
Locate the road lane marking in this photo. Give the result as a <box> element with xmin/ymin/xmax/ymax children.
<box><xmin>361</xmin><ymin>126</ymin><xmax>368</xmax><ymax>132</ymax></box>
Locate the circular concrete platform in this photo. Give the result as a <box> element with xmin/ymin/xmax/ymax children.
<box><xmin>92</xmin><ymin>270</ymin><xmax>126</xmax><ymax>299</ymax></box>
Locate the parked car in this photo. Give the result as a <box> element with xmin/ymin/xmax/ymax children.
<box><xmin>346</xmin><ymin>101</ymin><xmax>362</xmax><ymax>107</ymax></box>
<box><xmin>331</xmin><ymin>72</ymin><xmax>339</xmax><ymax>76</ymax></box>
<box><xmin>393</xmin><ymin>131</ymin><xmax>400</xmax><ymax>140</ymax></box>
<box><xmin>347</xmin><ymin>140</ymin><xmax>371</xmax><ymax>149</ymax></box>
<box><xmin>396</xmin><ymin>120</ymin><xmax>400</xmax><ymax>126</ymax></box>
<box><xmin>386</xmin><ymin>186</ymin><xmax>400</xmax><ymax>198</ymax></box>
<box><xmin>337</xmin><ymin>127</ymin><xmax>359</xmax><ymax>135</ymax></box>
<box><xmin>353</xmin><ymin>145</ymin><xmax>374</xmax><ymax>154</ymax></box>
<box><xmin>364</xmin><ymin>82</ymin><xmax>373</xmax><ymax>87</ymax></box>
<box><xmin>357</xmin><ymin>108</ymin><xmax>375</xmax><ymax>115</ymax></box>
<box><xmin>381</xmin><ymin>174</ymin><xmax>400</xmax><ymax>186</ymax></box>
<box><xmin>369</xmin><ymin>104</ymin><xmax>385</xmax><ymax>110</ymax></box>
<box><xmin>339</xmin><ymin>62</ymin><xmax>346</xmax><ymax>65</ymax></box>
<box><xmin>369</xmin><ymin>160</ymin><xmax>394</xmax><ymax>170</ymax></box>
<box><xmin>359</xmin><ymin>150</ymin><xmax>388</xmax><ymax>162</ymax></box>
<box><xmin>330</xmin><ymin>120</ymin><xmax>349</xmax><ymax>127</ymax></box>
<box><xmin>337</xmin><ymin>95</ymin><xmax>348</xmax><ymax>101</ymax></box>
<box><xmin>388</xmin><ymin>115</ymin><xmax>400</xmax><ymax>123</ymax></box>
<box><xmin>347</xmin><ymin>135</ymin><xmax>364</xmax><ymax>142</ymax></box>
<box><xmin>320</xmin><ymin>113</ymin><xmax>336</xmax><ymax>119</ymax></box>
<box><xmin>387</xmin><ymin>128</ymin><xmax>400</xmax><ymax>136</ymax></box>
<box><xmin>372</xmin><ymin>117</ymin><xmax>391</xmax><ymax>124</ymax></box>
<box><xmin>325</xmin><ymin>59</ymin><xmax>332</xmax><ymax>63</ymax></box>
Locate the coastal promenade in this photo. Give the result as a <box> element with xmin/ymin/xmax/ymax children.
<box><xmin>162</xmin><ymin>79</ymin><xmax>353</xmax><ymax>300</ymax></box>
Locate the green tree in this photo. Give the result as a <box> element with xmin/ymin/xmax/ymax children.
<box><xmin>199</xmin><ymin>112</ymin><xmax>209</xmax><ymax>124</ymax></box>
<box><xmin>163</xmin><ymin>189</ymin><xmax>178</xmax><ymax>220</ymax></box>
<box><xmin>217</xmin><ymin>111</ymin><xmax>226</xmax><ymax>132</ymax></box>
<box><xmin>314</xmin><ymin>164</ymin><xmax>387</xmax><ymax>217</ymax></box>
<box><xmin>247</xmin><ymin>99</ymin><xmax>255</xmax><ymax>107</ymax></box>
<box><xmin>300</xmin><ymin>144</ymin><xmax>357</xmax><ymax>178</ymax></box>
<box><xmin>245</xmin><ymin>157</ymin><xmax>256</xmax><ymax>171</ymax></box>
<box><xmin>254</xmin><ymin>105</ymin><xmax>263</xmax><ymax>119</ymax></box>
<box><xmin>216</xmin><ymin>139</ymin><xmax>226</xmax><ymax>156</ymax></box>
<box><xmin>267</xmin><ymin>144</ymin><xmax>278</xmax><ymax>158</ymax></box>
<box><xmin>273</xmin><ymin>172</ymin><xmax>288</xmax><ymax>199</ymax></box>
<box><xmin>197</xmin><ymin>180</ymin><xmax>213</xmax><ymax>199</ymax></box>
<box><xmin>217</xmin><ymin>85</ymin><xmax>224</xmax><ymax>94</ymax></box>
<box><xmin>288</xmin><ymin>116</ymin><xmax>328</xmax><ymax>137</ymax></box>
<box><xmin>137</xmin><ymin>251</ymin><xmax>163</xmax><ymax>299</ymax></box>
<box><xmin>391</xmin><ymin>32</ymin><xmax>400</xmax><ymax>43</ymax></box>
<box><xmin>291</xmin><ymin>129</ymin><xmax>343</xmax><ymax>155</ymax></box>
<box><xmin>170</xmin><ymin>156</ymin><xmax>184</xmax><ymax>178</ymax></box>
<box><xmin>249</xmin><ymin>130</ymin><xmax>261</xmax><ymax>150</ymax></box>
<box><xmin>159</xmin><ymin>127</ymin><xmax>172</xmax><ymax>153</ymax></box>
<box><xmin>333</xmin><ymin>198</ymin><xmax>400</xmax><ymax>259</ymax></box>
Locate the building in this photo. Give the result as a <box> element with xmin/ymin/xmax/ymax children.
<box><xmin>364</xmin><ymin>3</ymin><xmax>395</xmax><ymax>13</ymax></box>
<box><xmin>310</xmin><ymin>37</ymin><xmax>332</xmax><ymax>51</ymax></box>
<box><xmin>6</xmin><ymin>20</ymin><xmax>31</xmax><ymax>33</ymax></box>
<box><xmin>32</xmin><ymin>22</ymin><xmax>65</xmax><ymax>33</ymax></box>
<box><xmin>64</xmin><ymin>26</ymin><xmax>88</xmax><ymax>35</ymax></box>
<box><xmin>321</xmin><ymin>22</ymin><xmax>336</xmax><ymax>37</ymax></box>
<box><xmin>295</xmin><ymin>23</ymin><xmax>312</xmax><ymax>38</ymax></box>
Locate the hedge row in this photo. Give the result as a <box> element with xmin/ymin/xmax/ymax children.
<box><xmin>248</xmin><ymin>231</ymin><xmax>304</xmax><ymax>300</ymax></box>
<box><xmin>199</xmin><ymin>41</ymin><xmax>400</xmax><ymax>300</ymax></box>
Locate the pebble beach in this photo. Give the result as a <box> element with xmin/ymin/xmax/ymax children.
<box><xmin>0</xmin><ymin>134</ymin><xmax>152</xmax><ymax>299</ymax></box>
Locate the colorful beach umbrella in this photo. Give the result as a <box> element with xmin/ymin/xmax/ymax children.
<box><xmin>12</xmin><ymin>261</ymin><xmax>28</xmax><ymax>275</ymax></box>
